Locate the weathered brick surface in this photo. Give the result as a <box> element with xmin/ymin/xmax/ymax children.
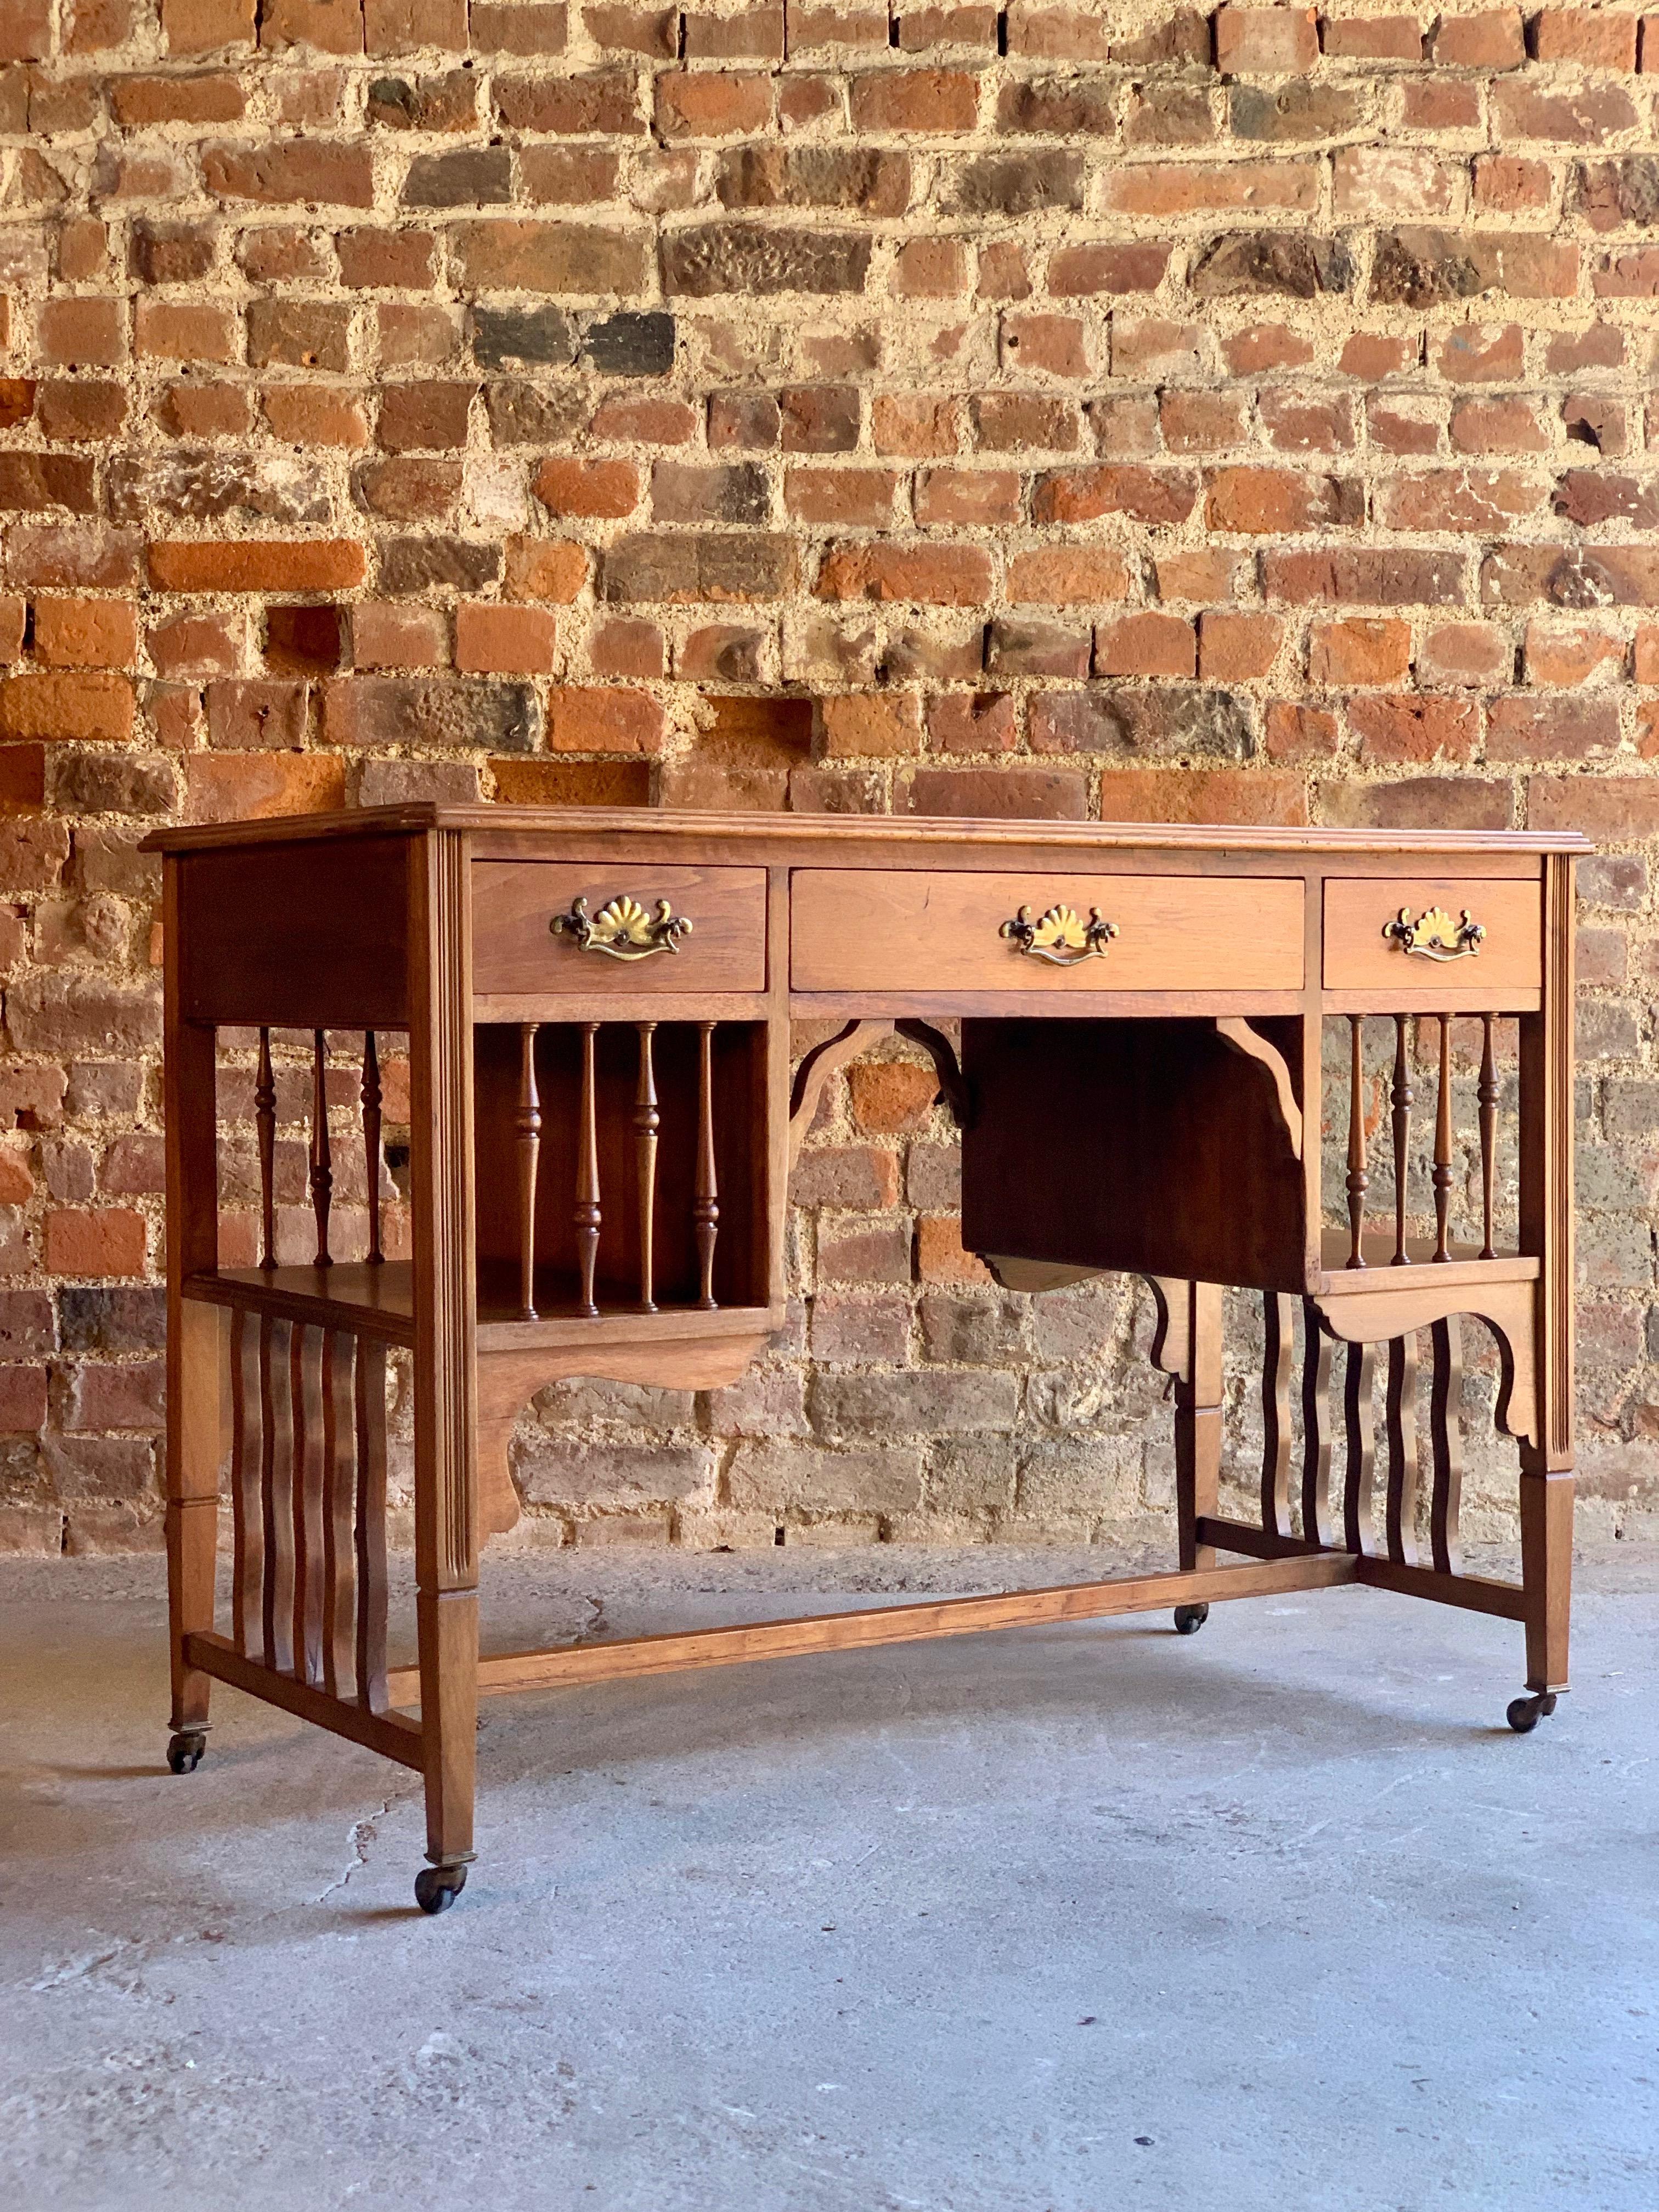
<box><xmin>0</xmin><ymin>1</ymin><xmax>1656</xmax><ymax>1550</ymax></box>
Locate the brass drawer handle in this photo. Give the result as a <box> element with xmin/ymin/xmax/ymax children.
<box><xmin>551</xmin><ymin>894</ymin><xmax>693</xmax><ymax>962</ymax></box>
<box><xmin>999</xmin><ymin>902</ymin><xmax>1118</xmax><ymax>967</ymax></box>
<box><xmin>1383</xmin><ymin>905</ymin><xmax>1485</xmax><ymax>962</ymax></box>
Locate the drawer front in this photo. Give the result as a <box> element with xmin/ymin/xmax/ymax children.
<box><xmin>1324</xmin><ymin>876</ymin><xmax>1541</xmax><ymax>995</ymax></box>
<box><xmin>473</xmin><ymin>863</ymin><xmax>768</xmax><ymax>995</ymax></box>
<box><xmin>792</xmin><ymin>871</ymin><xmax>1305</xmax><ymax>992</ymax></box>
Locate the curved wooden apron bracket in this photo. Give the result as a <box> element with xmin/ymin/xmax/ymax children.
<box><xmin>1214</xmin><ymin>1017</ymin><xmax>1303</xmax><ymax>1160</ymax></box>
<box><xmin>1308</xmin><ymin>1277</ymin><xmax>1539</xmax><ymax>1450</ymax></box>
<box><xmin>474</xmin><ymin>1333</ymin><xmax>772</xmax><ymax>1544</ymax></box>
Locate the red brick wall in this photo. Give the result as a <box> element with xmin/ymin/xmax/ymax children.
<box><xmin>0</xmin><ymin>1</ymin><xmax>1651</xmax><ymax>1553</ymax></box>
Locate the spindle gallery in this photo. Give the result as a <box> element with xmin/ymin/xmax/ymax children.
<box><xmin>146</xmin><ymin>808</ymin><xmax>1583</xmax><ymax>1914</ymax></box>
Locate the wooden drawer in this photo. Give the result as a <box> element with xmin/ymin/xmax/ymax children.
<box><xmin>473</xmin><ymin>863</ymin><xmax>768</xmax><ymax>996</ymax></box>
<box><xmin>1324</xmin><ymin>876</ymin><xmax>1541</xmax><ymax>996</ymax></box>
<box><xmin>791</xmin><ymin>870</ymin><xmax>1304</xmax><ymax>992</ymax></box>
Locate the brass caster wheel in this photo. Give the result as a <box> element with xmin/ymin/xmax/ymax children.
<box><xmin>1506</xmin><ymin>1691</ymin><xmax>1559</xmax><ymax>1735</ymax></box>
<box><xmin>1173</xmin><ymin>1604</ymin><xmax>1209</xmax><ymax>1636</ymax></box>
<box><xmin>166</xmin><ymin>1730</ymin><xmax>207</xmax><ymax>1775</ymax></box>
<box><xmin>415</xmin><ymin>1863</ymin><xmax>468</xmax><ymax>1915</ymax></box>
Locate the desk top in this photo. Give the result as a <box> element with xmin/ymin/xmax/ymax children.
<box><xmin>144</xmin><ymin>803</ymin><xmax>1593</xmax><ymax>859</ymax></box>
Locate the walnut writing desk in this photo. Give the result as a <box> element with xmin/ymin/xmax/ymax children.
<box><xmin>146</xmin><ymin>806</ymin><xmax>1586</xmax><ymax>1913</ymax></box>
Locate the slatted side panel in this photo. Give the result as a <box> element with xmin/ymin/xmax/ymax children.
<box><xmin>228</xmin><ymin>1317</ymin><xmax>391</xmax><ymax>1715</ymax></box>
<box><xmin>1270</xmin><ymin>1297</ymin><xmax>1468</xmax><ymax>1569</ymax></box>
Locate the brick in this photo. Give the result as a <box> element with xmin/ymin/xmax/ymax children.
<box><xmin>184</xmin><ymin>749</ymin><xmax>346</xmax><ymax>823</ymax></box>
<box><xmin>1429</xmin><ymin>8</ymin><xmax>1524</xmax><ymax>66</ymax></box>
<box><xmin>544</xmin><ymin>686</ymin><xmax>662</xmax><ymax>754</ymax></box>
<box><xmin>202</xmin><ymin>140</ymin><xmax>375</xmax><ymax>207</ymax></box>
<box><xmin>0</xmin><ymin>674</ymin><xmax>133</xmax><ymax>743</ymax></box>
<box><xmin>1214</xmin><ymin>7</ymin><xmax>1318</xmax><ymax>74</ymax></box>
<box><xmin>32</xmin><ymin>600</ymin><xmax>137</xmax><ymax>672</ymax></box>
<box><xmin>821</xmin><ymin>691</ymin><xmax>924</xmax><ymax>757</ymax></box>
<box><xmin>1093</xmin><ymin>612</ymin><xmax>1196</xmax><ymax>679</ymax></box>
<box><xmin>1198</xmin><ymin>611</ymin><xmax>1283</xmax><ymax>680</ymax></box>
<box><xmin>1348</xmin><ymin>695</ymin><xmax>1480</xmax><ymax>764</ymax></box>
<box><xmin>455</xmin><ymin>602</ymin><xmax>558</xmax><ymax>675</ymax></box>
<box><xmin>898</xmin><ymin>766</ymin><xmax>1088</xmax><ymax>818</ymax></box>
<box><xmin>815</xmin><ymin>544</ymin><xmax>993</xmax><ymax>606</ymax></box>
<box><xmin>654</xmin><ymin>71</ymin><xmax>772</xmax><ymax>139</ymax></box>
<box><xmin>45</xmin><ymin>1209</ymin><xmax>147</xmax><ymax>1277</ymax></box>
<box><xmin>1532</xmin><ymin>9</ymin><xmax>1639</xmax><ymax>67</ymax></box>
<box><xmin>533</xmin><ymin>458</ymin><xmax>640</xmax><ymax>519</ymax></box>
<box><xmin>163</xmin><ymin>0</ymin><xmax>255</xmax><ymax>48</ymax></box>
<box><xmin>660</xmin><ymin>223</ymin><xmax>871</xmax><ymax>297</ymax></box>
<box><xmin>149</xmin><ymin>540</ymin><xmax>365</xmax><ymax>592</ymax></box>
<box><xmin>1420</xmin><ymin>622</ymin><xmax>1512</xmax><ymax>687</ymax></box>
<box><xmin>1093</xmin><ymin>766</ymin><xmax>1308</xmax><ymax>825</ymax></box>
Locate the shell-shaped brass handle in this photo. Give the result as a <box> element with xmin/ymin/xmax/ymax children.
<box><xmin>999</xmin><ymin>902</ymin><xmax>1118</xmax><ymax>967</ymax></box>
<box><xmin>551</xmin><ymin>894</ymin><xmax>693</xmax><ymax>961</ymax></box>
<box><xmin>1383</xmin><ymin>905</ymin><xmax>1485</xmax><ymax>962</ymax></box>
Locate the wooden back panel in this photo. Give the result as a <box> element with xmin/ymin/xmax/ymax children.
<box><xmin>961</xmin><ymin>1017</ymin><xmax>1310</xmax><ymax>1293</ymax></box>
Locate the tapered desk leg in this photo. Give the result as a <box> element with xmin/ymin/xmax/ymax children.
<box><xmin>1512</xmin><ymin>851</ymin><xmax>1575</xmax><ymax>1730</ymax></box>
<box><xmin>162</xmin><ymin>882</ymin><xmax>223</xmax><ymax>1778</ymax></box>
<box><xmin>166</xmin><ymin>1303</ymin><xmax>225</xmax><ymax>1768</ymax></box>
<box><xmin>410</xmin><ymin>831</ymin><xmax>479</xmax><ymax>1914</ymax></box>
<box><xmin>1175</xmin><ymin>1282</ymin><xmax>1224</xmax><ymax>1582</ymax></box>
<box><xmin>1520</xmin><ymin>1457</ymin><xmax>1573</xmax><ymax>1695</ymax></box>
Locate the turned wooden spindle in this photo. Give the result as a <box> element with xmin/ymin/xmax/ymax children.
<box><xmin>575</xmin><ymin>1023</ymin><xmax>601</xmax><ymax>1318</ymax></box>
<box><xmin>361</xmin><ymin>1031</ymin><xmax>383</xmax><ymax>1267</ymax></box>
<box><xmin>1345</xmin><ymin>1014</ymin><xmax>1368</xmax><ymax>1269</ymax></box>
<box><xmin>1478</xmin><ymin>1012</ymin><xmax>1498</xmax><ymax>1260</ymax></box>
<box><xmin>255</xmin><ymin>1026</ymin><xmax>276</xmax><ymax>1272</ymax></box>
<box><xmin>309</xmin><ymin>1030</ymin><xmax>333</xmax><ymax>1269</ymax></box>
<box><xmin>693</xmin><ymin>1022</ymin><xmax>719</xmax><ymax>1311</ymax></box>
<box><xmin>1390</xmin><ymin>1014</ymin><xmax>1413</xmax><ymax>1266</ymax></box>
<box><xmin>515</xmin><ymin>1024</ymin><xmax>541</xmax><ymax>1322</ymax></box>
<box><xmin>1432</xmin><ymin>1013</ymin><xmax>1453</xmax><ymax>1262</ymax></box>
<box><xmin>634</xmin><ymin>1022</ymin><xmax>659</xmax><ymax>1313</ymax></box>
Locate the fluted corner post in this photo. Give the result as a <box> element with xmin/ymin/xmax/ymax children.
<box><xmin>693</xmin><ymin>1022</ymin><xmax>719</xmax><ymax>1311</ymax></box>
<box><xmin>409</xmin><ymin>830</ymin><xmax>479</xmax><ymax>1883</ymax></box>
<box><xmin>162</xmin><ymin>856</ymin><xmax>224</xmax><ymax>1748</ymax></box>
<box><xmin>1517</xmin><ymin>852</ymin><xmax>1577</xmax><ymax>1696</ymax></box>
<box><xmin>1174</xmin><ymin>1282</ymin><xmax>1224</xmax><ymax>1575</ymax></box>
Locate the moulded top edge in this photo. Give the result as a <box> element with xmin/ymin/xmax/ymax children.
<box><xmin>142</xmin><ymin>804</ymin><xmax>1595</xmax><ymax>858</ymax></box>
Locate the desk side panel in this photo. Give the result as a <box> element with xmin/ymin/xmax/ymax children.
<box><xmin>177</xmin><ymin>835</ymin><xmax>414</xmax><ymax>1029</ymax></box>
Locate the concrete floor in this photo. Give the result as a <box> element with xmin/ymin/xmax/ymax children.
<box><xmin>1</xmin><ymin>1544</ymin><xmax>1656</xmax><ymax>2212</ymax></box>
